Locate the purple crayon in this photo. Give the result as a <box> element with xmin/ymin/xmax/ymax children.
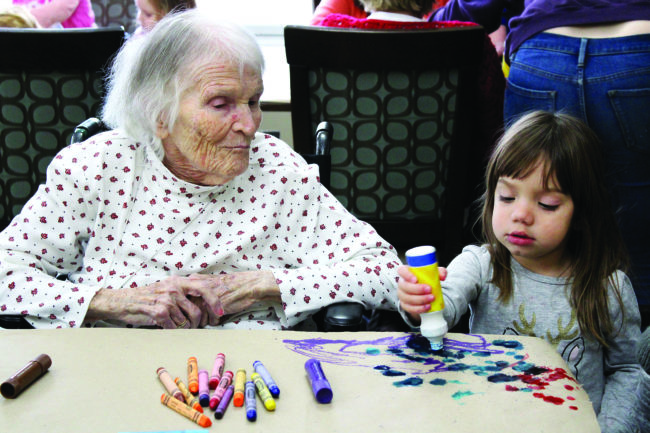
<box><xmin>214</xmin><ymin>385</ymin><xmax>234</xmax><ymax>419</ymax></box>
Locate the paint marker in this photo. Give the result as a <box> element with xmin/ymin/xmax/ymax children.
<box><xmin>253</xmin><ymin>360</ymin><xmax>280</xmax><ymax>398</ymax></box>
<box><xmin>214</xmin><ymin>385</ymin><xmax>234</xmax><ymax>419</ymax></box>
<box><xmin>198</xmin><ymin>369</ymin><xmax>210</xmax><ymax>407</ymax></box>
<box><xmin>209</xmin><ymin>353</ymin><xmax>225</xmax><ymax>389</ymax></box>
<box><xmin>174</xmin><ymin>377</ymin><xmax>203</xmax><ymax>413</ymax></box>
<box><xmin>187</xmin><ymin>357</ymin><xmax>199</xmax><ymax>394</ymax></box>
<box><xmin>209</xmin><ymin>370</ymin><xmax>233</xmax><ymax>410</ymax></box>
<box><xmin>251</xmin><ymin>372</ymin><xmax>276</xmax><ymax>411</ymax></box>
<box><xmin>245</xmin><ymin>380</ymin><xmax>257</xmax><ymax>421</ymax></box>
<box><xmin>1</xmin><ymin>354</ymin><xmax>51</xmax><ymax>399</ymax></box>
<box><xmin>156</xmin><ymin>367</ymin><xmax>185</xmax><ymax>403</ymax></box>
<box><xmin>160</xmin><ymin>393</ymin><xmax>211</xmax><ymax>428</ymax></box>
<box><xmin>233</xmin><ymin>369</ymin><xmax>246</xmax><ymax>407</ymax></box>
<box><xmin>305</xmin><ymin>358</ymin><xmax>332</xmax><ymax>404</ymax></box>
<box><xmin>406</xmin><ymin>246</ymin><xmax>448</xmax><ymax>350</ymax></box>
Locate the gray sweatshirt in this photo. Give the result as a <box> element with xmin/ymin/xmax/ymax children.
<box><xmin>414</xmin><ymin>245</ymin><xmax>643</xmax><ymax>433</ymax></box>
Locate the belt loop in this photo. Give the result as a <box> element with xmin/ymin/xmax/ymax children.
<box><xmin>578</xmin><ymin>38</ymin><xmax>588</xmax><ymax>68</ymax></box>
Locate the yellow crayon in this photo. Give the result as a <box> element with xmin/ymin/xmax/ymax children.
<box><xmin>160</xmin><ymin>393</ymin><xmax>212</xmax><ymax>428</ymax></box>
<box><xmin>233</xmin><ymin>369</ymin><xmax>246</xmax><ymax>407</ymax></box>
<box><xmin>251</xmin><ymin>372</ymin><xmax>275</xmax><ymax>411</ymax></box>
<box><xmin>175</xmin><ymin>377</ymin><xmax>203</xmax><ymax>413</ymax></box>
<box><xmin>187</xmin><ymin>357</ymin><xmax>199</xmax><ymax>394</ymax></box>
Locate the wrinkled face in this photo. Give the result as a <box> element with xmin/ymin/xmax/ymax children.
<box><xmin>158</xmin><ymin>60</ymin><xmax>263</xmax><ymax>186</ymax></box>
<box><xmin>136</xmin><ymin>0</ymin><xmax>159</xmax><ymax>32</ymax></box>
<box><xmin>491</xmin><ymin>160</ymin><xmax>574</xmax><ymax>276</ymax></box>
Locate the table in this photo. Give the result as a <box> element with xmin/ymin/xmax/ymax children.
<box><xmin>0</xmin><ymin>329</ymin><xmax>599</xmax><ymax>433</ymax></box>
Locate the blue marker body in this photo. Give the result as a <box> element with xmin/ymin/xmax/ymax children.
<box><xmin>245</xmin><ymin>380</ymin><xmax>257</xmax><ymax>421</ymax></box>
<box><xmin>305</xmin><ymin>358</ymin><xmax>333</xmax><ymax>404</ymax></box>
<box><xmin>253</xmin><ymin>360</ymin><xmax>280</xmax><ymax>397</ymax></box>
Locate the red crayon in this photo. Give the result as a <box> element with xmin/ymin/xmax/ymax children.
<box><xmin>209</xmin><ymin>370</ymin><xmax>233</xmax><ymax>410</ymax></box>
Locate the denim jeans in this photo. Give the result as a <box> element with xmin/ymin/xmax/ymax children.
<box><xmin>505</xmin><ymin>32</ymin><xmax>650</xmax><ymax>316</ymax></box>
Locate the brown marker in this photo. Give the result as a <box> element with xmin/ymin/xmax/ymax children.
<box><xmin>1</xmin><ymin>354</ymin><xmax>52</xmax><ymax>399</ymax></box>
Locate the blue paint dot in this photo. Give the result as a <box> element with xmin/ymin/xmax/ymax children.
<box><xmin>382</xmin><ymin>370</ymin><xmax>406</xmax><ymax>377</ymax></box>
<box><xmin>366</xmin><ymin>348</ymin><xmax>381</xmax><ymax>355</ymax></box>
<box><xmin>472</xmin><ymin>351</ymin><xmax>491</xmax><ymax>357</ymax></box>
<box><xmin>492</xmin><ymin>340</ymin><xmax>523</xmax><ymax>350</ymax></box>
<box><xmin>447</xmin><ymin>363</ymin><xmax>471</xmax><ymax>372</ymax></box>
<box><xmin>514</xmin><ymin>355</ymin><xmax>525</xmax><ymax>360</ymax></box>
<box><xmin>487</xmin><ymin>373</ymin><xmax>519</xmax><ymax>383</ymax></box>
<box><xmin>374</xmin><ymin>365</ymin><xmax>390</xmax><ymax>371</ymax></box>
<box><xmin>430</xmin><ymin>378</ymin><xmax>447</xmax><ymax>386</ymax></box>
<box><xmin>394</xmin><ymin>377</ymin><xmax>423</xmax><ymax>387</ymax></box>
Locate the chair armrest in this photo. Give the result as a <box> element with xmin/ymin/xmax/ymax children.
<box><xmin>314</xmin><ymin>302</ymin><xmax>366</xmax><ymax>332</ymax></box>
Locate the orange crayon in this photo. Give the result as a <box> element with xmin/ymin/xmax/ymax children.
<box><xmin>175</xmin><ymin>377</ymin><xmax>203</xmax><ymax>413</ymax></box>
<box><xmin>160</xmin><ymin>393</ymin><xmax>211</xmax><ymax>428</ymax></box>
<box><xmin>157</xmin><ymin>367</ymin><xmax>184</xmax><ymax>403</ymax></box>
<box><xmin>188</xmin><ymin>357</ymin><xmax>199</xmax><ymax>394</ymax></box>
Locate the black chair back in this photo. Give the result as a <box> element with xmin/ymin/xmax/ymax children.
<box><xmin>284</xmin><ymin>25</ymin><xmax>485</xmax><ymax>263</ymax></box>
<box><xmin>0</xmin><ymin>27</ymin><xmax>126</xmax><ymax>231</ymax></box>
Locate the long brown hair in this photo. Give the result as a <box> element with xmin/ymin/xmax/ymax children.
<box><xmin>481</xmin><ymin>111</ymin><xmax>628</xmax><ymax>346</ymax></box>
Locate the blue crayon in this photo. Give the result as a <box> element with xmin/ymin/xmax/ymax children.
<box><xmin>214</xmin><ymin>385</ymin><xmax>234</xmax><ymax>420</ymax></box>
<box><xmin>245</xmin><ymin>381</ymin><xmax>257</xmax><ymax>421</ymax></box>
<box><xmin>253</xmin><ymin>360</ymin><xmax>280</xmax><ymax>398</ymax></box>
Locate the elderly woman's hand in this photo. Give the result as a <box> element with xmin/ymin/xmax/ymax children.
<box><xmin>84</xmin><ymin>276</ymin><xmax>225</xmax><ymax>328</ymax></box>
<box><xmin>188</xmin><ymin>271</ymin><xmax>281</xmax><ymax>318</ymax></box>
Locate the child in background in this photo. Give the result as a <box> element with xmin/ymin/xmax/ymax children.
<box><xmin>132</xmin><ymin>0</ymin><xmax>195</xmax><ymax>37</ymax></box>
<box><xmin>12</xmin><ymin>0</ymin><xmax>95</xmax><ymax>28</ymax></box>
<box><xmin>0</xmin><ymin>5</ymin><xmax>40</xmax><ymax>27</ymax></box>
<box><xmin>397</xmin><ymin>111</ymin><xmax>643</xmax><ymax>433</ymax></box>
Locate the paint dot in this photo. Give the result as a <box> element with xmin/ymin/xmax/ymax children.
<box><xmin>452</xmin><ymin>390</ymin><xmax>474</xmax><ymax>400</ymax></box>
<box><xmin>492</xmin><ymin>340</ymin><xmax>523</xmax><ymax>350</ymax></box>
<box><xmin>488</xmin><ymin>373</ymin><xmax>519</xmax><ymax>383</ymax></box>
<box><xmin>564</xmin><ymin>384</ymin><xmax>574</xmax><ymax>391</ymax></box>
<box><xmin>472</xmin><ymin>351</ymin><xmax>491</xmax><ymax>357</ymax></box>
<box><xmin>567</xmin><ymin>396</ymin><xmax>575</xmax><ymax>401</ymax></box>
<box><xmin>366</xmin><ymin>348</ymin><xmax>381</xmax><ymax>355</ymax></box>
<box><xmin>569</xmin><ymin>406</ymin><xmax>578</xmax><ymax>411</ymax></box>
<box><xmin>505</xmin><ymin>385</ymin><xmax>519</xmax><ymax>392</ymax></box>
<box><xmin>382</xmin><ymin>370</ymin><xmax>406</xmax><ymax>377</ymax></box>
<box><xmin>430</xmin><ymin>378</ymin><xmax>446</xmax><ymax>386</ymax></box>
<box><xmin>447</xmin><ymin>363</ymin><xmax>471</xmax><ymax>372</ymax></box>
<box><xmin>394</xmin><ymin>377</ymin><xmax>423</xmax><ymax>387</ymax></box>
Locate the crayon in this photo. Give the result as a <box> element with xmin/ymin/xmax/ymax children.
<box><xmin>156</xmin><ymin>367</ymin><xmax>185</xmax><ymax>403</ymax></box>
<box><xmin>1</xmin><ymin>354</ymin><xmax>51</xmax><ymax>399</ymax></box>
<box><xmin>187</xmin><ymin>357</ymin><xmax>199</xmax><ymax>394</ymax></box>
<box><xmin>214</xmin><ymin>385</ymin><xmax>234</xmax><ymax>420</ymax></box>
<box><xmin>251</xmin><ymin>372</ymin><xmax>276</xmax><ymax>411</ymax></box>
<box><xmin>245</xmin><ymin>380</ymin><xmax>257</xmax><ymax>421</ymax></box>
<box><xmin>175</xmin><ymin>377</ymin><xmax>203</xmax><ymax>413</ymax></box>
<box><xmin>209</xmin><ymin>370</ymin><xmax>233</xmax><ymax>410</ymax></box>
<box><xmin>305</xmin><ymin>358</ymin><xmax>333</xmax><ymax>403</ymax></box>
<box><xmin>198</xmin><ymin>369</ymin><xmax>210</xmax><ymax>407</ymax></box>
<box><xmin>253</xmin><ymin>360</ymin><xmax>280</xmax><ymax>398</ymax></box>
<box><xmin>160</xmin><ymin>393</ymin><xmax>211</xmax><ymax>428</ymax></box>
<box><xmin>209</xmin><ymin>353</ymin><xmax>225</xmax><ymax>389</ymax></box>
<box><xmin>233</xmin><ymin>369</ymin><xmax>246</xmax><ymax>407</ymax></box>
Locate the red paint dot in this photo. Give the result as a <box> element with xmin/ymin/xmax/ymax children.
<box><xmin>567</xmin><ymin>396</ymin><xmax>575</xmax><ymax>401</ymax></box>
<box><xmin>505</xmin><ymin>385</ymin><xmax>518</xmax><ymax>392</ymax></box>
<box><xmin>569</xmin><ymin>406</ymin><xmax>578</xmax><ymax>411</ymax></box>
<box><xmin>564</xmin><ymin>384</ymin><xmax>575</xmax><ymax>391</ymax></box>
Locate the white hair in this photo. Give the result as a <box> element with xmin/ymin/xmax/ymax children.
<box><xmin>101</xmin><ymin>9</ymin><xmax>265</xmax><ymax>156</ymax></box>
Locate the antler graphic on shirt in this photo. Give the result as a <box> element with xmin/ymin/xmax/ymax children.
<box><xmin>512</xmin><ymin>304</ymin><xmax>536</xmax><ymax>336</ymax></box>
<box><xmin>546</xmin><ymin>310</ymin><xmax>578</xmax><ymax>346</ymax></box>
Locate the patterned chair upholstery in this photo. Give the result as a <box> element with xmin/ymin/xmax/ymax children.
<box><xmin>284</xmin><ymin>25</ymin><xmax>486</xmax><ymax>263</ymax></box>
<box><xmin>0</xmin><ymin>27</ymin><xmax>125</xmax><ymax>232</ymax></box>
<box><xmin>91</xmin><ymin>0</ymin><xmax>137</xmax><ymax>34</ymax></box>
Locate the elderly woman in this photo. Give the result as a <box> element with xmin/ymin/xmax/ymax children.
<box><xmin>0</xmin><ymin>10</ymin><xmax>400</xmax><ymax>329</ymax></box>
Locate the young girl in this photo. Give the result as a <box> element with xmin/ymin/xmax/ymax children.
<box><xmin>133</xmin><ymin>0</ymin><xmax>195</xmax><ymax>36</ymax></box>
<box><xmin>398</xmin><ymin>111</ymin><xmax>643</xmax><ymax>433</ymax></box>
